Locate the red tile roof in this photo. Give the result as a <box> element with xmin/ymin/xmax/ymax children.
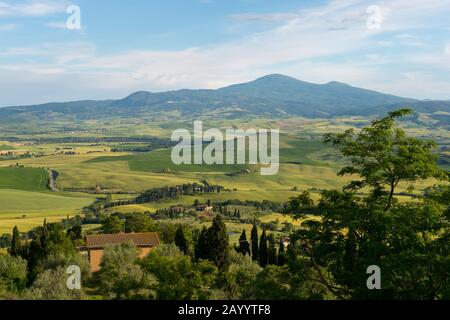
<box><xmin>85</xmin><ymin>232</ymin><xmax>160</xmax><ymax>249</ymax></box>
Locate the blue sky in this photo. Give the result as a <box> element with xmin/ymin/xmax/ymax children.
<box><xmin>0</xmin><ymin>0</ymin><xmax>449</xmax><ymax>105</ymax></box>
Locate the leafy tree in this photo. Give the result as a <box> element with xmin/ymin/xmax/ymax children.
<box><xmin>141</xmin><ymin>248</ymin><xmax>218</xmax><ymax>300</ymax></box>
<box><xmin>0</xmin><ymin>254</ymin><xmax>27</xmax><ymax>294</ymax></box>
<box><xmin>24</xmin><ymin>267</ymin><xmax>85</xmax><ymax>300</ymax></box>
<box><xmin>123</xmin><ymin>213</ymin><xmax>157</xmax><ymax>233</ymax></box>
<box><xmin>225</xmin><ymin>251</ymin><xmax>262</xmax><ymax>299</ymax></box>
<box><xmin>323</xmin><ymin>109</ymin><xmax>444</xmax><ymax>208</ymax></box>
<box><xmin>102</xmin><ymin>215</ymin><xmax>124</xmax><ymax>234</ymax></box>
<box><xmin>0</xmin><ymin>234</ymin><xmax>12</xmax><ymax>249</ymax></box>
<box><xmin>251</xmin><ymin>265</ymin><xmax>328</xmax><ymax>300</ymax></box>
<box><xmin>93</xmin><ymin>241</ymin><xmax>157</xmax><ymax>299</ymax></box>
<box><xmin>284</xmin><ymin>110</ymin><xmax>450</xmax><ymax>299</ymax></box>
<box><xmin>175</xmin><ymin>225</ymin><xmax>189</xmax><ymax>254</ymax></box>
<box><xmin>237</xmin><ymin>230</ymin><xmax>251</xmax><ymax>256</ymax></box>
<box><xmin>258</xmin><ymin>229</ymin><xmax>268</xmax><ymax>267</ymax></box>
<box><xmin>66</xmin><ymin>225</ymin><xmax>82</xmax><ymax>242</ymax></box>
<box><xmin>251</xmin><ymin>265</ymin><xmax>295</xmax><ymax>299</ymax></box>
<box><xmin>21</xmin><ymin>222</ymin><xmax>76</xmax><ymax>284</ymax></box>
<box><xmin>157</xmin><ymin>222</ymin><xmax>178</xmax><ymax>244</ymax></box>
<box><xmin>9</xmin><ymin>226</ymin><xmax>21</xmax><ymax>256</ymax></box>
<box><xmin>283</xmin><ymin>190</ymin><xmax>316</xmax><ymax>215</ymax></box>
<box><xmin>251</xmin><ymin>222</ymin><xmax>259</xmax><ymax>261</ymax></box>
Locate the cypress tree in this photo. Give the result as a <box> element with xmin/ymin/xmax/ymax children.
<box><xmin>267</xmin><ymin>234</ymin><xmax>277</xmax><ymax>265</ymax></box>
<box><xmin>9</xmin><ymin>226</ymin><xmax>21</xmax><ymax>256</ymax></box>
<box><xmin>175</xmin><ymin>225</ymin><xmax>188</xmax><ymax>254</ymax></box>
<box><xmin>238</xmin><ymin>229</ymin><xmax>251</xmax><ymax>256</ymax></box>
<box><xmin>258</xmin><ymin>228</ymin><xmax>268</xmax><ymax>267</ymax></box>
<box><xmin>195</xmin><ymin>226</ymin><xmax>209</xmax><ymax>260</ymax></box>
<box><xmin>278</xmin><ymin>237</ymin><xmax>285</xmax><ymax>266</ymax></box>
<box><xmin>251</xmin><ymin>222</ymin><xmax>259</xmax><ymax>261</ymax></box>
<box><xmin>207</xmin><ymin>215</ymin><xmax>230</xmax><ymax>271</ymax></box>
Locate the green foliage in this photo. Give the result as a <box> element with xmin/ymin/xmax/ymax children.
<box><xmin>258</xmin><ymin>229</ymin><xmax>268</xmax><ymax>267</ymax></box>
<box><xmin>277</xmin><ymin>237</ymin><xmax>285</xmax><ymax>266</ymax></box>
<box><xmin>93</xmin><ymin>241</ymin><xmax>157</xmax><ymax>299</ymax></box>
<box><xmin>251</xmin><ymin>222</ymin><xmax>259</xmax><ymax>261</ymax></box>
<box><xmin>251</xmin><ymin>265</ymin><xmax>328</xmax><ymax>300</ymax></box>
<box><xmin>101</xmin><ymin>215</ymin><xmax>124</xmax><ymax>234</ymax></box>
<box><xmin>154</xmin><ymin>244</ymin><xmax>184</xmax><ymax>257</ymax></box>
<box><xmin>24</xmin><ymin>267</ymin><xmax>85</xmax><ymax>300</ymax></box>
<box><xmin>9</xmin><ymin>226</ymin><xmax>21</xmax><ymax>256</ymax></box>
<box><xmin>195</xmin><ymin>227</ymin><xmax>209</xmax><ymax>261</ymax></box>
<box><xmin>267</xmin><ymin>235</ymin><xmax>278</xmax><ymax>266</ymax></box>
<box><xmin>195</xmin><ymin>215</ymin><xmax>230</xmax><ymax>271</ymax></box>
<box><xmin>20</xmin><ymin>221</ymin><xmax>77</xmax><ymax>283</ymax></box>
<box><xmin>224</xmin><ymin>251</ymin><xmax>262</xmax><ymax>299</ymax></box>
<box><xmin>66</xmin><ymin>225</ymin><xmax>82</xmax><ymax>242</ymax></box>
<box><xmin>141</xmin><ymin>251</ymin><xmax>218</xmax><ymax>300</ymax></box>
<box><xmin>0</xmin><ymin>254</ymin><xmax>27</xmax><ymax>294</ymax></box>
<box><xmin>282</xmin><ymin>190</ymin><xmax>316</xmax><ymax>217</ymax></box>
<box><xmin>323</xmin><ymin>108</ymin><xmax>445</xmax><ymax>208</ymax></box>
<box><xmin>174</xmin><ymin>225</ymin><xmax>189</xmax><ymax>255</ymax></box>
<box><xmin>236</xmin><ymin>230</ymin><xmax>251</xmax><ymax>256</ymax></box>
<box><xmin>284</xmin><ymin>110</ymin><xmax>450</xmax><ymax>299</ymax></box>
<box><xmin>157</xmin><ymin>222</ymin><xmax>178</xmax><ymax>244</ymax></box>
<box><xmin>123</xmin><ymin>212</ymin><xmax>157</xmax><ymax>233</ymax></box>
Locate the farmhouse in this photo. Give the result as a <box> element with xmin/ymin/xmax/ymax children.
<box><xmin>196</xmin><ymin>204</ymin><xmax>214</xmax><ymax>213</ymax></box>
<box><xmin>85</xmin><ymin>232</ymin><xmax>160</xmax><ymax>272</ymax></box>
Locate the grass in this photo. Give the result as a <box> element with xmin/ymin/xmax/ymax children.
<box><xmin>0</xmin><ymin>145</ymin><xmax>15</xmax><ymax>151</ymax></box>
<box><xmin>86</xmin><ymin>148</ymin><xmax>248</xmax><ymax>173</ymax></box>
<box><xmin>0</xmin><ymin>167</ymin><xmax>49</xmax><ymax>191</ymax></box>
<box><xmin>0</xmin><ymin>189</ymin><xmax>94</xmax><ymax>234</ymax></box>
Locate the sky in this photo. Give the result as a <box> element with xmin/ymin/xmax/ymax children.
<box><xmin>0</xmin><ymin>0</ymin><xmax>450</xmax><ymax>106</ymax></box>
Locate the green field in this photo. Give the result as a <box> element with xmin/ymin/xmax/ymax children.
<box><xmin>0</xmin><ymin>145</ymin><xmax>15</xmax><ymax>151</ymax></box>
<box><xmin>0</xmin><ymin>167</ymin><xmax>95</xmax><ymax>234</ymax></box>
<box><xmin>0</xmin><ymin>167</ymin><xmax>49</xmax><ymax>191</ymax></box>
<box><xmin>86</xmin><ymin>148</ymin><xmax>249</xmax><ymax>173</ymax></box>
<box><xmin>0</xmin><ymin>189</ymin><xmax>94</xmax><ymax>234</ymax></box>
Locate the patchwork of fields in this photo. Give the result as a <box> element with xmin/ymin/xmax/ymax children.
<box><xmin>0</xmin><ymin>118</ymin><xmax>448</xmax><ymax>235</ymax></box>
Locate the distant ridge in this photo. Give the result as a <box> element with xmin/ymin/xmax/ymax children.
<box><xmin>0</xmin><ymin>74</ymin><xmax>449</xmax><ymax>124</ymax></box>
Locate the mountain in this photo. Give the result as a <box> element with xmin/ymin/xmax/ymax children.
<box><xmin>0</xmin><ymin>74</ymin><xmax>449</xmax><ymax>124</ymax></box>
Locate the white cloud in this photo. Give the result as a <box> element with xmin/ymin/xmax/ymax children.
<box><xmin>231</xmin><ymin>13</ymin><xmax>301</xmax><ymax>23</ymax></box>
<box><xmin>1</xmin><ymin>0</ymin><xmax>450</xmax><ymax>104</ymax></box>
<box><xmin>0</xmin><ymin>0</ymin><xmax>66</xmax><ymax>17</ymax></box>
<box><xmin>445</xmin><ymin>44</ymin><xmax>450</xmax><ymax>55</ymax></box>
<box><xmin>45</xmin><ymin>21</ymin><xmax>66</xmax><ymax>29</ymax></box>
